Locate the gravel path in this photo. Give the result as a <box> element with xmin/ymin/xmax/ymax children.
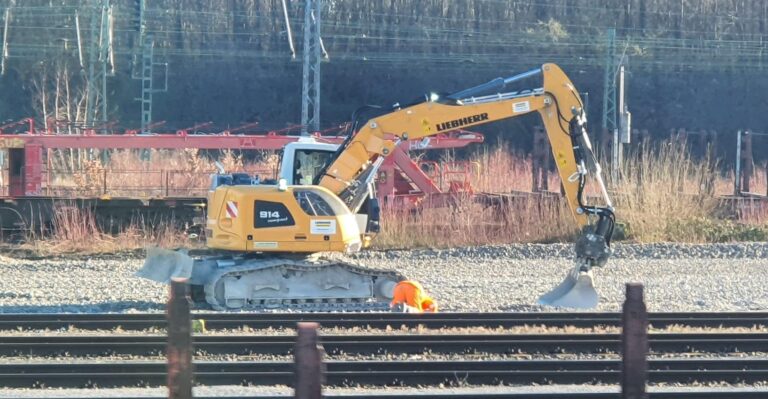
<box><xmin>0</xmin><ymin>243</ymin><xmax>766</xmax><ymax>313</ymax></box>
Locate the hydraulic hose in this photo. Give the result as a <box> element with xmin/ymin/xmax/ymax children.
<box><xmin>568</xmin><ymin>112</ymin><xmax>615</xmax><ymax>267</ymax></box>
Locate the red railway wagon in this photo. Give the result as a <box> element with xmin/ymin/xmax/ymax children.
<box><xmin>0</xmin><ymin>124</ymin><xmax>484</xmax><ymax>232</ymax></box>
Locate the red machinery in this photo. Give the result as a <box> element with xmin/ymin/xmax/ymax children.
<box><xmin>0</xmin><ymin>121</ymin><xmax>482</xmax><ymax>199</ymax></box>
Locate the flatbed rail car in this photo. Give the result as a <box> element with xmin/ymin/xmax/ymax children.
<box><xmin>0</xmin><ymin>127</ymin><xmax>488</xmax><ymax>232</ymax></box>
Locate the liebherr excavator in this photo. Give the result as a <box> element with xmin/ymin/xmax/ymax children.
<box><xmin>137</xmin><ymin>63</ymin><xmax>615</xmax><ymax>310</ymax></box>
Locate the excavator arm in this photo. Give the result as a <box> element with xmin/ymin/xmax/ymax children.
<box><xmin>318</xmin><ymin>63</ymin><xmax>615</xmax><ymax>308</ymax></box>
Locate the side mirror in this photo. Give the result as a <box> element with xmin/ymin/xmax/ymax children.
<box><xmin>278</xmin><ymin>178</ymin><xmax>288</xmax><ymax>191</ymax></box>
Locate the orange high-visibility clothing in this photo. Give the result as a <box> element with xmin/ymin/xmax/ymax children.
<box><xmin>391</xmin><ymin>280</ymin><xmax>437</xmax><ymax>312</ymax></box>
<box><xmin>421</xmin><ymin>296</ymin><xmax>438</xmax><ymax>313</ymax></box>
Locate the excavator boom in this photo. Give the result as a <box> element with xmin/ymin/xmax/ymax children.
<box><xmin>318</xmin><ymin>64</ymin><xmax>610</xmax><ymax>222</ymax></box>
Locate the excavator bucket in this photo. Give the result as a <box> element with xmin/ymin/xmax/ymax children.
<box><xmin>538</xmin><ymin>265</ymin><xmax>599</xmax><ymax>309</ymax></box>
<box><xmin>135</xmin><ymin>247</ymin><xmax>194</xmax><ymax>283</ymax></box>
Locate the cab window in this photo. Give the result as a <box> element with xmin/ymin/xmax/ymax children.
<box><xmin>293</xmin><ymin>150</ymin><xmax>334</xmax><ymax>185</ymax></box>
<box><xmin>294</xmin><ymin>189</ymin><xmax>336</xmax><ymax>216</ymax></box>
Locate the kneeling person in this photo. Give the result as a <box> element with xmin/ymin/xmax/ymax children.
<box><xmin>390</xmin><ymin>280</ymin><xmax>437</xmax><ymax>313</ymax></box>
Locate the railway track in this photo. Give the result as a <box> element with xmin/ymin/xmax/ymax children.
<box><xmin>2</xmin><ymin>312</ymin><xmax>766</xmax><ymax>397</ymax></box>
<box><xmin>0</xmin><ymin>311</ymin><xmax>765</xmax><ymax>330</ymax></box>
<box><xmin>2</xmin><ymin>332</ymin><xmax>767</xmax><ymax>356</ymax></box>
<box><xmin>18</xmin><ymin>393</ymin><xmax>768</xmax><ymax>399</ymax></box>
<box><xmin>1</xmin><ymin>358</ymin><xmax>767</xmax><ymax>387</ymax></box>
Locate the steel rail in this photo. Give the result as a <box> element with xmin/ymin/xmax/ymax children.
<box><xmin>0</xmin><ymin>359</ymin><xmax>766</xmax><ymax>388</ymax></box>
<box><xmin>1</xmin><ymin>333</ymin><xmax>766</xmax><ymax>357</ymax></box>
<box><xmin>28</xmin><ymin>392</ymin><xmax>768</xmax><ymax>399</ymax></box>
<box><xmin>0</xmin><ymin>312</ymin><xmax>764</xmax><ymax>330</ymax></box>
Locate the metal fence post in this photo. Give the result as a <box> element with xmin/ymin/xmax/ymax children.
<box><xmin>164</xmin><ymin>169</ymin><xmax>169</xmax><ymax>197</ymax></box>
<box><xmin>622</xmin><ymin>283</ymin><xmax>648</xmax><ymax>399</ymax></box>
<box><xmin>735</xmin><ymin>130</ymin><xmax>742</xmax><ymax>195</ymax></box>
<box><xmin>532</xmin><ymin>126</ymin><xmax>549</xmax><ymax>192</ymax></box>
<box><xmin>742</xmin><ymin>130</ymin><xmax>753</xmax><ymax>193</ymax></box>
<box><xmin>294</xmin><ymin>322</ymin><xmax>324</xmax><ymax>399</ymax></box>
<box><xmin>167</xmin><ymin>278</ymin><xmax>193</xmax><ymax>399</ymax></box>
<box><xmin>765</xmin><ymin>160</ymin><xmax>768</xmax><ymax>197</ymax></box>
<box><xmin>102</xmin><ymin>169</ymin><xmax>107</xmax><ymax>196</ymax></box>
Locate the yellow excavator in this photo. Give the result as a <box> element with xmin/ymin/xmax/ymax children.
<box><xmin>137</xmin><ymin>63</ymin><xmax>615</xmax><ymax>310</ymax></box>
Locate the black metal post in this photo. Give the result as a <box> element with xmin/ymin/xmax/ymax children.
<box><xmin>294</xmin><ymin>322</ymin><xmax>324</xmax><ymax>399</ymax></box>
<box><xmin>622</xmin><ymin>283</ymin><xmax>648</xmax><ymax>399</ymax></box>
<box><xmin>167</xmin><ymin>278</ymin><xmax>193</xmax><ymax>399</ymax></box>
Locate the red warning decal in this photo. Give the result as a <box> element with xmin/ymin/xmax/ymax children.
<box><xmin>225</xmin><ymin>201</ymin><xmax>238</xmax><ymax>218</ymax></box>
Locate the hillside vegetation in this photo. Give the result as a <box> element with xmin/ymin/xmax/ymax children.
<box><xmin>1</xmin><ymin>0</ymin><xmax>768</xmax><ymax>144</ymax></box>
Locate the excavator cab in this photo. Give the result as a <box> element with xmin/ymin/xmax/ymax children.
<box><xmin>196</xmin><ymin>138</ymin><xmax>380</xmax><ymax>254</ymax></box>
<box><xmin>280</xmin><ymin>140</ymin><xmax>338</xmax><ymax>185</ymax></box>
<box><xmin>278</xmin><ymin>139</ymin><xmax>381</xmax><ymax>243</ymax></box>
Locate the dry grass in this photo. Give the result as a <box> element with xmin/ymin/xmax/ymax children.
<box><xmin>15</xmin><ymin>139</ymin><xmax>768</xmax><ymax>252</ymax></box>
<box><xmin>469</xmin><ymin>143</ymin><xmax>560</xmax><ymax>193</ymax></box>
<box><xmin>23</xmin><ymin>203</ymin><xmax>196</xmax><ymax>255</ymax></box>
<box><xmin>612</xmin><ymin>141</ymin><xmax>720</xmax><ymax>242</ymax></box>
<box><xmin>46</xmin><ymin>149</ymin><xmax>278</xmax><ymax>197</ymax></box>
<box><xmin>375</xmin><ymin>194</ymin><xmax>576</xmax><ymax>249</ymax></box>
<box><xmin>378</xmin><ymin>139</ymin><xmax>768</xmax><ymax>248</ymax></box>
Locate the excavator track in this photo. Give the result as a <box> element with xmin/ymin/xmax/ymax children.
<box><xmin>189</xmin><ymin>254</ymin><xmax>405</xmax><ymax>311</ymax></box>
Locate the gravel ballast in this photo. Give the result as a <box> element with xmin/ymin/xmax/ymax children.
<box><xmin>0</xmin><ymin>243</ymin><xmax>766</xmax><ymax>313</ymax></box>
